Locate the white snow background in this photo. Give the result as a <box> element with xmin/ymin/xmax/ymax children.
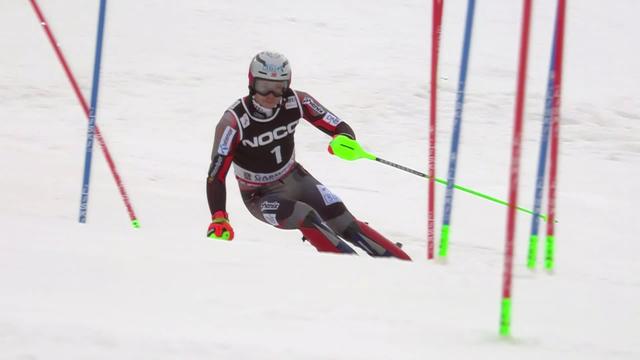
<box><xmin>1</xmin><ymin>0</ymin><xmax>639</xmax><ymax>359</ymax></box>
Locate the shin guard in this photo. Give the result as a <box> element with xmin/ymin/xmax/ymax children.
<box><xmin>299</xmin><ymin>213</ymin><xmax>356</xmax><ymax>254</ymax></box>
<box><xmin>348</xmin><ymin>221</ymin><xmax>412</xmax><ymax>261</ymax></box>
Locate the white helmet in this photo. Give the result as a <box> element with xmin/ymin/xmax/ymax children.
<box><xmin>248</xmin><ymin>51</ymin><xmax>291</xmax><ymax>94</ymax></box>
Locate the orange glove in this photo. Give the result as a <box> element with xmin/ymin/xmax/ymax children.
<box><xmin>207</xmin><ymin>210</ymin><xmax>234</xmax><ymax>240</ymax></box>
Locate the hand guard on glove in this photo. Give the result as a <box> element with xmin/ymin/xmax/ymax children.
<box><xmin>207</xmin><ymin>210</ymin><xmax>234</xmax><ymax>240</ymax></box>
<box><xmin>328</xmin><ymin>134</ymin><xmax>374</xmax><ymax>161</ymax></box>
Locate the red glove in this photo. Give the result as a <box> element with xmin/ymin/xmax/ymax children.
<box><xmin>207</xmin><ymin>210</ymin><xmax>234</xmax><ymax>240</ymax></box>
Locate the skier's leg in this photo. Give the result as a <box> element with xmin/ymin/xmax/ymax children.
<box><xmin>340</xmin><ymin>220</ymin><xmax>412</xmax><ymax>261</ymax></box>
<box><xmin>288</xmin><ymin>165</ymin><xmax>411</xmax><ymax>260</ymax></box>
<box><xmin>241</xmin><ymin>189</ymin><xmax>356</xmax><ymax>254</ymax></box>
<box><xmin>295</xmin><ymin>204</ymin><xmax>357</xmax><ymax>254</ymax></box>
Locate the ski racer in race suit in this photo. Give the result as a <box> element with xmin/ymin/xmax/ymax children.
<box><xmin>206</xmin><ymin>51</ymin><xmax>411</xmax><ymax>260</ymax></box>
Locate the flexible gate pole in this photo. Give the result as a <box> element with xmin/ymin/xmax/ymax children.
<box><xmin>29</xmin><ymin>0</ymin><xmax>140</xmax><ymax>228</ymax></box>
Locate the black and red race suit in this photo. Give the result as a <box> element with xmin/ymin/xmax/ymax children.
<box><xmin>206</xmin><ymin>88</ymin><xmax>411</xmax><ymax>260</ymax></box>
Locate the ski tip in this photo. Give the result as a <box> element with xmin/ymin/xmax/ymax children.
<box><xmin>131</xmin><ymin>219</ymin><xmax>141</xmax><ymax>229</ymax></box>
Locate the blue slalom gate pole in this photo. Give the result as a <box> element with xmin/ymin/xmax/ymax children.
<box><xmin>438</xmin><ymin>0</ymin><xmax>476</xmax><ymax>258</ymax></box>
<box><xmin>527</xmin><ymin>5</ymin><xmax>559</xmax><ymax>269</ymax></box>
<box><xmin>79</xmin><ymin>0</ymin><xmax>108</xmax><ymax>223</ymax></box>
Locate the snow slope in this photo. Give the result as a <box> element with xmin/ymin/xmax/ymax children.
<box><xmin>1</xmin><ymin>0</ymin><xmax>639</xmax><ymax>359</ymax></box>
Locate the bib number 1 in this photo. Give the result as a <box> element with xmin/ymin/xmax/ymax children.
<box><xmin>270</xmin><ymin>145</ymin><xmax>283</xmax><ymax>164</ymax></box>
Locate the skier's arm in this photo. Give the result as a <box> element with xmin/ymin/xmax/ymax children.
<box><xmin>206</xmin><ymin>112</ymin><xmax>239</xmax><ymax>216</ymax></box>
<box><xmin>297</xmin><ymin>91</ymin><xmax>355</xmax><ymax>139</ymax></box>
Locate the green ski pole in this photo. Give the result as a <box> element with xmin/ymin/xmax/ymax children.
<box><xmin>329</xmin><ymin>135</ymin><xmax>551</xmax><ymax>221</ymax></box>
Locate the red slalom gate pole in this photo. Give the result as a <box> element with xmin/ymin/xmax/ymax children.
<box><xmin>545</xmin><ymin>0</ymin><xmax>567</xmax><ymax>271</ymax></box>
<box><xmin>29</xmin><ymin>0</ymin><xmax>139</xmax><ymax>228</ymax></box>
<box><xmin>428</xmin><ymin>0</ymin><xmax>444</xmax><ymax>260</ymax></box>
<box><xmin>500</xmin><ymin>0</ymin><xmax>533</xmax><ymax>337</ymax></box>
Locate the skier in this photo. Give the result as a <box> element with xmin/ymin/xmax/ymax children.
<box><xmin>206</xmin><ymin>51</ymin><xmax>411</xmax><ymax>260</ymax></box>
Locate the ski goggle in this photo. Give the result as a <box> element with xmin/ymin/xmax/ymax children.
<box><xmin>253</xmin><ymin>79</ymin><xmax>288</xmax><ymax>97</ymax></box>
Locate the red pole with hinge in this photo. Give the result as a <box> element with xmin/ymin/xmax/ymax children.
<box><xmin>29</xmin><ymin>0</ymin><xmax>139</xmax><ymax>227</ymax></box>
